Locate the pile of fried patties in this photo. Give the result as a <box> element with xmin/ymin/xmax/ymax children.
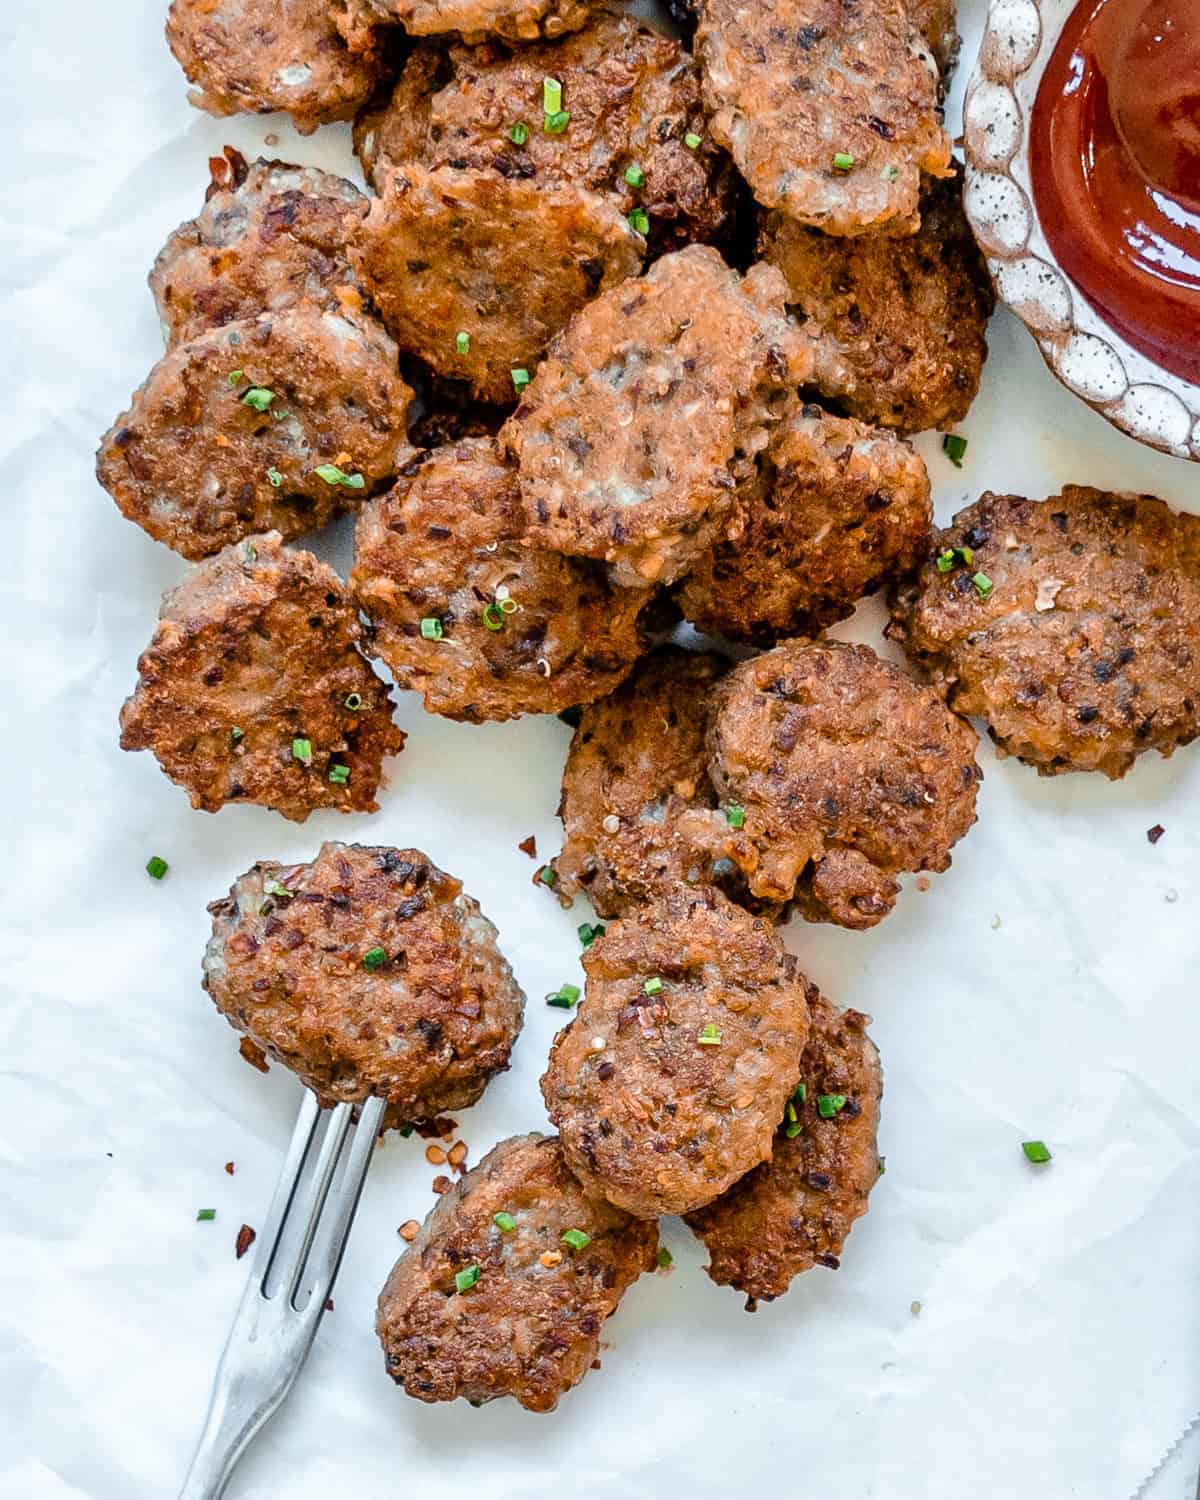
<box><xmin>98</xmin><ymin>0</ymin><xmax>1200</xmax><ymax>1414</ymax></box>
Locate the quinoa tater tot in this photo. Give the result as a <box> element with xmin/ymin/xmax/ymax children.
<box><xmin>676</xmin><ymin>403</ymin><xmax>932</xmax><ymax>644</ymax></box>
<box><xmin>119</xmin><ymin>533</ymin><xmax>404</xmax><ymax>819</ymax></box>
<box><xmin>685</xmin><ymin>989</ymin><xmax>882</xmax><ymax>1304</ymax></box>
<box><xmin>502</xmin><ymin>245</ymin><xmax>810</xmax><ymax>589</ymax></box>
<box><xmin>97</xmin><ymin>305</ymin><xmax>413</xmax><ymax>559</ymax></box>
<box><xmin>203</xmin><ymin>843</ymin><xmax>524</xmax><ymax>1119</ymax></box>
<box><xmin>351</xmin><ymin>438</ymin><xmax>648</xmax><ymax>722</ymax></box>
<box><xmin>377</xmin><ymin>1133</ymin><xmax>656</xmax><ymax>1411</ymax></box>
<box><xmin>696</xmin><ymin>640</ymin><xmax>981</xmax><ymax>927</ymax></box>
<box><xmin>149</xmin><ymin>149</ymin><xmax>369</xmax><ymax>347</ymax></box>
<box><xmin>350</xmin><ymin>165</ymin><xmax>643</xmax><ymax>405</ymax></box>
<box><xmin>888</xmin><ymin>487</ymin><xmax>1200</xmax><ymax>778</ymax></box>
<box><xmin>695</xmin><ymin>0</ymin><xmax>952</xmax><ymax>235</ymax></box>
<box><xmin>541</xmin><ymin>892</ymin><xmax>812</xmax><ymax>1218</ymax></box>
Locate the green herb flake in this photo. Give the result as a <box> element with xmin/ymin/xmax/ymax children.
<box><xmin>793</xmin><ymin>1081</ymin><xmax>807</xmax><ymax>1103</ymax></box>
<box><xmin>628</xmin><ymin>208</ymin><xmax>650</xmax><ymax>235</ymax></box>
<box><xmin>420</xmin><ymin>616</ymin><xmax>444</xmax><ymax>641</ymax></box>
<box><xmin>241</xmin><ymin>386</ymin><xmax>274</xmax><ymax>412</ymax></box>
<box><xmin>266</xmin><ymin>466</ymin><xmax>283</xmax><ymax>488</ymax></box>
<box><xmin>263</xmin><ymin>878</ymin><xmax>293</xmax><ymax>900</ymax></box>
<box><xmin>227</xmin><ymin>370</ymin><xmax>244</xmax><ymax>386</ymax></box>
<box><xmin>314</xmin><ymin>463</ymin><xmax>365</xmax><ymax>489</ymax></box>
<box><xmin>935</xmin><ymin>548</ymin><xmax>957</xmax><ymax>573</ymax></box>
<box><xmin>196</xmin><ymin>1208</ymin><xmax>217</xmax><ymax>1221</ymax></box>
<box><xmin>455</xmin><ymin>1264</ymin><xmax>481</xmax><ymax>1294</ymax></box>
<box><xmin>291</xmin><ymin>737</ymin><xmax>313</xmax><ymax>766</ymax></box>
<box><xmin>544</xmin><ymin>110</ymin><xmax>570</xmax><ymax>134</ymax></box>
<box><xmin>697</xmin><ymin>1022</ymin><xmax>722</xmax><ymax>1046</ymax></box>
<box><xmin>643</xmin><ymin>976</ymin><xmax>663</xmax><ymax>996</ymax></box>
<box><xmin>784</xmin><ymin>1121</ymin><xmax>803</xmax><ymax>1138</ymax></box>
<box><xmin>561</xmin><ymin>1228</ymin><xmax>592</xmax><ymax>1252</ymax></box>
<box><xmin>785</xmin><ymin>1100</ymin><xmax>798</xmax><ymax>1124</ymax></box>
<box><xmin>1022</xmin><ymin>1139</ymin><xmax>1052</xmax><ymax>1164</ymax></box>
<box><xmin>493</xmin><ymin>1212</ymin><xmax>517</xmax><ymax>1232</ymax></box>
<box><xmin>329</xmin><ymin>764</ymin><xmax>350</xmax><ymax>785</ymax></box>
<box><xmin>817</xmin><ymin>1093</ymin><xmax>848</xmax><ymax>1119</ymax></box>
<box><xmin>482</xmin><ymin>601</ymin><xmax>505</xmax><ymax>631</ymax></box>
<box><xmin>536</xmin><ymin>865</ymin><xmax>557</xmax><ymax>888</ymax></box>
<box><xmin>684</xmin><ymin>132</ymin><xmax>702</xmax><ymax>150</ymax></box>
<box><xmin>942</xmin><ymin>433</ymin><xmax>968</xmax><ymax>467</ymax></box>
<box><xmin>546</xmin><ymin>982</ymin><xmax>582</xmax><ymax>1010</ymax></box>
<box><xmin>832</xmin><ymin>151</ymin><xmax>855</xmax><ymax>172</ymax></box>
<box><xmin>543</xmin><ymin>76</ymin><xmax>563</xmax><ymax>114</ymax></box>
<box><xmin>624</xmin><ymin>162</ymin><xmax>646</xmax><ymax>188</ymax></box>
<box><xmin>362</xmin><ymin>947</ymin><xmax>388</xmax><ymax>971</ymax></box>
<box><xmin>455</xmin><ymin>331</ymin><xmax>471</xmax><ymax>355</ymax></box>
<box><xmin>508</xmin><ymin>121</ymin><xmax>529</xmax><ymax>146</ymax></box>
<box><xmin>724</xmin><ymin>802</ymin><xmax>746</xmax><ymax>829</ymax></box>
<box><xmin>398</xmin><ymin>1124</ymin><xmax>414</xmax><ymax>1138</ymax></box>
<box><xmin>145</xmin><ymin>855</ymin><xmax>168</xmax><ymax>881</ymax></box>
<box><xmin>511</xmin><ymin>367</ymin><xmax>532</xmax><ymax>393</ymax></box>
<box><xmin>972</xmin><ymin>571</ymin><xmax>994</xmax><ymax>600</ymax></box>
<box><xmin>884</xmin><ymin>164</ymin><xmax>900</xmax><ymax>181</ymax></box>
<box><xmin>578</xmin><ymin>921</ymin><xmax>606</xmax><ymax>948</ymax></box>
<box><xmin>230</xmin><ymin>726</ymin><xmax>244</xmax><ymax>744</ymax></box>
<box><xmin>656</xmin><ymin>1246</ymin><xmax>673</xmax><ymax>1268</ymax></box>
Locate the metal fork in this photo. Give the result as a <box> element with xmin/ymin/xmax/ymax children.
<box><xmin>179</xmin><ymin>1089</ymin><xmax>387</xmax><ymax>1499</ymax></box>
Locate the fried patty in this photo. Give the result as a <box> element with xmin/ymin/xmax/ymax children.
<box><xmin>119</xmin><ymin>533</ymin><xmax>404</xmax><ymax>819</ymax></box>
<box><xmin>351</xmin><ymin>164</ymin><xmax>643</xmax><ymax>405</ymax></box>
<box><xmin>351</xmin><ymin>438</ymin><xmax>648</xmax><ymax>722</ymax></box>
<box><xmin>696</xmin><ymin>640</ymin><xmax>981</xmax><ymax>926</ymax></box>
<box><xmin>695</xmin><ymin>0</ymin><xmax>952</xmax><ymax>236</ymax></box>
<box><xmin>204</xmin><ymin>843</ymin><xmax>524</xmax><ymax>1119</ymax></box>
<box><xmin>353</xmin><ymin>7</ymin><xmax>734</xmax><ymax>255</ymax></box>
<box><xmin>150</xmin><ymin>149</ymin><xmax>368</xmax><ymax>347</ymax></box>
<box><xmin>377</xmin><ymin>1132</ymin><xmax>656</xmax><ymax>1411</ymax></box>
<box><xmin>675</xmin><ymin>403</ymin><xmax>932</xmax><ymax>644</ymax></box>
<box><xmin>167</xmin><ymin>0</ymin><xmax>385</xmax><ymax>134</ymax></box>
<box><xmin>338</xmin><ymin>0</ymin><xmax>593</xmax><ymax>46</ymax></box>
<box><xmin>502</xmin><ymin>245</ymin><xmax>810</xmax><ymax>589</ymax></box>
<box><xmin>685</xmin><ymin>989</ymin><xmax>881</xmax><ymax>1303</ymax></box>
<box><xmin>760</xmin><ymin>167</ymin><xmax>993</xmax><ymax>434</ymax></box>
<box><xmin>887</xmin><ymin>487</ymin><xmax>1200</xmax><ymax>778</ymax></box>
<box><xmin>97</xmin><ymin>305</ymin><xmax>413</xmax><ymax>559</ymax></box>
<box><xmin>541</xmin><ymin>892</ymin><xmax>811</xmax><ymax>1218</ymax></box>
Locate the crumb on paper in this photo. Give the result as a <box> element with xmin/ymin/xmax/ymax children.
<box><xmin>224</xmin><ymin>1161</ymin><xmax>235</xmax><ymax>1175</ymax></box>
<box><xmin>324</xmin><ymin>1298</ymin><xmax>334</xmax><ymax>1312</ymax></box>
<box><xmin>398</xmin><ymin>1219</ymin><xmax>420</xmax><ymax>1241</ymax></box>
<box><xmin>991</xmin><ymin>914</ymin><xmax>1001</xmax><ymax>930</ymax></box>
<box><xmin>518</xmin><ymin>835</ymin><xmax>538</xmax><ymax>859</ymax></box>
<box><xmin>235</xmin><ymin>1223</ymin><xmax>257</xmax><ymax>1259</ymax></box>
<box><xmin>1165</xmin><ymin>889</ymin><xmax>1179</xmax><ymax>903</ymax></box>
<box><xmin>911</xmin><ymin>1300</ymin><xmax>922</xmax><ymax>1317</ymax></box>
<box><xmin>1147</xmin><ymin>824</ymin><xmax>1166</xmax><ymax>845</ymax></box>
<box><xmin>426</xmin><ymin>1143</ymin><xmax>447</xmax><ymax>1166</ymax></box>
<box><xmin>447</xmin><ymin>1140</ymin><xmax>468</xmax><ymax>1170</ymax></box>
<box><xmin>915</xmin><ymin>875</ymin><xmax>931</xmax><ymax>893</ymax></box>
<box><xmin>239</xmin><ymin>1037</ymin><xmax>269</xmax><ymax>1073</ymax></box>
<box><xmin>432</xmin><ymin>1174</ymin><xmax>453</xmax><ymax>1195</ymax></box>
<box><xmin>264</xmin><ymin>132</ymin><xmax>279</xmax><ymax>145</ymax></box>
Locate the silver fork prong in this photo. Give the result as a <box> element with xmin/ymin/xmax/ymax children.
<box><xmin>178</xmin><ymin>1089</ymin><xmax>384</xmax><ymax>1500</ymax></box>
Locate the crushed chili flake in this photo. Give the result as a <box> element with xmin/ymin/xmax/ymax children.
<box><xmin>425</xmin><ymin>1144</ymin><xmax>448</xmax><ymax>1166</ymax></box>
<box><xmin>239</xmin><ymin>1037</ymin><xmax>270</xmax><ymax>1073</ymax></box>
<box><xmin>399</xmin><ymin>1219</ymin><xmax>421</xmax><ymax>1241</ymax></box>
<box><xmin>518</xmin><ymin>835</ymin><xmax>538</xmax><ymax>859</ymax></box>
<box><xmin>413</xmin><ymin>1116</ymin><xmax>457</xmax><ymax>1140</ymax></box>
<box><xmin>447</xmin><ymin>1141</ymin><xmax>468</xmax><ymax>1169</ymax></box>
<box><xmin>431</xmin><ymin>1175</ymin><xmax>453</xmax><ymax>1194</ymax></box>
<box><xmin>1147</xmin><ymin>824</ymin><xmax>1166</xmax><ymax>844</ymax></box>
<box><xmin>235</xmin><ymin>1224</ymin><xmax>257</xmax><ymax>1259</ymax></box>
<box><xmin>224</xmin><ymin>1161</ymin><xmax>236</xmax><ymax>1175</ymax></box>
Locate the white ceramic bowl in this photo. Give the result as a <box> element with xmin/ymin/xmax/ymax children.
<box><xmin>962</xmin><ymin>0</ymin><xmax>1200</xmax><ymax>461</ymax></box>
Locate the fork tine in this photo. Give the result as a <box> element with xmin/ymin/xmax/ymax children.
<box><xmin>283</xmin><ymin>1101</ymin><xmax>356</xmax><ymax>1304</ymax></box>
<box><xmin>253</xmin><ymin>1087</ymin><xmax>322</xmax><ymax>1292</ymax></box>
<box><xmin>300</xmin><ymin>1095</ymin><xmax>387</xmax><ymax>1304</ymax></box>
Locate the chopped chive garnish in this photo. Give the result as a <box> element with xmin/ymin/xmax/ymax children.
<box><xmin>455</xmin><ymin>1264</ymin><xmax>480</xmax><ymax>1293</ymax></box>
<box><xmin>628</xmin><ymin>208</ymin><xmax>650</xmax><ymax>235</ymax></box>
<box><xmin>398</xmin><ymin>1124</ymin><xmax>414</xmax><ymax>1138</ymax></box>
<box><xmin>544</xmin><ymin>110</ymin><xmax>570</xmax><ymax>133</ymax></box>
<box><xmin>536</xmin><ymin>865</ymin><xmax>556</xmax><ymax>887</ymax></box>
<box><xmin>241</xmin><ymin>386</ymin><xmax>274</xmax><ymax>412</ymax></box>
<box><xmin>578</xmin><ymin>921</ymin><xmax>605</xmax><ymax>948</ymax></box>
<box><xmin>942</xmin><ymin>433</ymin><xmax>968</xmax><ymax>466</ymax></box>
<box><xmin>263</xmin><ymin>878</ymin><xmax>293</xmax><ymax>899</ymax></box>
<box><xmin>455</xmin><ymin>331</ymin><xmax>471</xmax><ymax>355</ymax></box>
<box><xmin>362</xmin><ymin>947</ymin><xmax>388</xmax><ymax>971</ymax></box>
<box><xmin>697</xmin><ymin>1023</ymin><xmax>722</xmax><ymax>1046</ymax></box>
<box><xmin>314</xmin><ymin>463</ymin><xmax>365</xmax><ymax>489</ymax></box>
<box><xmin>832</xmin><ymin>151</ymin><xmax>855</xmax><ymax>171</ymax></box>
<box><xmin>511</xmin><ymin>368</ymin><xmax>531</xmax><ymax>393</ymax></box>
<box><xmin>642</xmin><ymin>976</ymin><xmax>663</xmax><ymax>995</ymax></box>
<box><xmin>329</xmin><ymin>764</ymin><xmax>350</xmax><ymax>785</ymax></box>
<box><xmin>419</xmin><ymin>616</ymin><xmax>444</xmax><ymax>641</ymax></box>
<box><xmin>784</xmin><ymin>1121</ymin><xmax>803</xmax><ymax>1138</ymax></box>
<box><xmin>817</xmin><ymin>1093</ymin><xmax>848</xmax><ymax>1119</ymax></box>
<box><xmin>227</xmin><ymin>370</ymin><xmax>244</xmax><ymax>385</ymax></box>
<box><xmin>793</xmin><ymin>1081</ymin><xmax>807</xmax><ymax>1103</ymax></box>
<box><xmin>291</xmin><ymin>737</ymin><xmax>313</xmax><ymax>765</ymax></box>
<box><xmin>344</xmin><ymin>692</ymin><xmax>363</xmax><ymax>711</ymax></box>
<box><xmin>724</xmin><ymin>802</ymin><xmax>745</xmax><ymax>829</ymax></box>
<box><xmin>546</xmin><ymin>982</ymin><xmax>581</xmax><ymax>1009</ymax></box>
<box><xmin>972</xmin><ymin>571</ymin><xmax>994</xmax><ymax>599</ymax></box>
<box><xmin>230</xmin><ymin>726</ymin><xmax>244</xmax><ymax>743</ymax></box>
<box><xmin>266</xmin><ymin>466</ymin><xmax>282</xmax><ymax>487</ymax></box>
<box><xmin>624</xmin><ymin>162</ymin><xmax>646</xmax><ymax>188</ymax></box>
<box><xmin>508</xmin><ymin>121</ymin><xmax>529</xmax><ymax>146</ymax></box>
<box><xmin>499</xmin><ymin>597</ymin><xmax>519</xmax><ymax>615</ymax></box>
<box><xmin>1022</xmin><ymin>1139</ymin><xmax>1052</xmax><ymax>1164</ymax></box>
<box><xmin>146</xmin><ymin>855</ymin><xmax>168</xmax><ymax>880</ymax></box>
<box><xmin>684</xmin><ymin>131</ymin><xmax>702</xmax><ymax>150</ymax></box>
<box><xmin>561</xmin><ymin>1228</ymin><xmax>591</xmax><ymax>1251</ymax></box>
<box><xmin>656</xmin><ymin>1246</ymin><xmax>673</xmax><ymax>1268</ymax></box>
<box><xmin>785</xmin><ymin>1100</ymin><xmax>798</xmax><ymax>1124</ymax></box>
<box><xmin>482</xmin><ymin>601</ymin><xmax>505</xmax><ymax>631</ymax></box>
<box><xmin>936</xmin><ymin>545</ymin><xmax>975</xmax><ymax>574</ymax></box>
<box><xmin>543</xmin><ymin>76</ymin><xmax>563</xmax><ymax>114</ymax></box>
<box><xmin>196</xmin><ymin>1208</ymin><xmax>216</xmax><ymax>1221</ymax></box>
<box><xmin>494</xmin><ymin>1212</ymin><xmax>517</xmax><ymax>1232</ymax></box>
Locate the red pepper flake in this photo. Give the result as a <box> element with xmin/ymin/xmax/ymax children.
<box><xmin>447</xmin><ymin>1141</ymin><xmax>468</xmax><ymax>1170</ymax></box>
<box><xmin>224</xmin><ymin>1161</ymin><xmax>236</xmax><ymax>1175</ymax></box>
<box><xmin>431</xmin><ymin>1175</ymin><xmax>453</xmax><ymax>1195</ymax></box>
<box><xmin>235</xmin><ymin>1224</ymin><xmax>257</xmax><ymax>1259</ymax></box>
<box><xmin>239</xmin><ymin>1038</ymin><xmax>270</xmax><ymax>1073</ymax></box>
<box><xmin>413</xmin><ymin>1116</ymin><xmax>457</xmax><ymax>1140</ymax></box>
<box><xmin>590</xmin><ymin>1358</ymin><xmax>602</xmax><ymax>1370</ymax></box>
<box><xmin>1147</xmin><ymin>824</ymin><xmax>1166</xmax><ymax>845</ymax></box>
<box><xmin>426</xmin><ymin>1144</ymin><xmax>448</xmax><ymax>1166</ymax></box>
<box><xmin>518</xmin><ymin>835</ymin><xmax>538</xmax><ymax>859</ymax></box>
<box><xmin>398</xmin><ymin>1219</ymin><xmax>421</xmax><ymax>1241</ymax></box>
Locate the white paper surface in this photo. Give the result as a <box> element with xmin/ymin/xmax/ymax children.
<box><xmin>2</xmin><ymin>3</ymin><xmax>1198</xmax><ymax>1497</ymax></box>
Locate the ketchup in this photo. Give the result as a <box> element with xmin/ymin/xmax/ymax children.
<box><xmin>1030</xmin><ymin>0</ymin><xmax>1200</xmax><ymax>385</ymax></box>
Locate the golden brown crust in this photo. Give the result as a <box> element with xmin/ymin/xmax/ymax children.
<box><xmin>887</xmin><ymin>487</ymin><xmax>1200</xmax><ymax>778</ymax></box>
<box><xmin>676</xmin><ymin>403</ymin><xmax>932</xmax><ymax>643</ymax></box>
<box><xmin>167</xmin><ymin>0</ymin><xmax>385</xmax><ymax>134</ymax></box>
<box><xmin>760</xmin><ymin>168</ymin><xmax>994</xmax><ymax>433</ymax></box>
<box><xmin>541</xmin><ymin>893</ymin><xmax>811</xmax><ymax>1218</ymax></box>
<box><xmin>353</xmin><ymin>10</ymin><xmax>735</xmax><ymax>255</ymax></box>
<box><xmin>351</xmin><ymin>438</ymin><xmax>648</xmax><ymax>722</ymax></box>
<box><xmin>96</xmin><ymin>306</ymin><xmax>413</xmax><ymax>559</ymax></box>
<box><xmin>119</xmin><ymin>534</ymin><xmax>405</xmax><ymax>819</ymax></box>
<box><xmin>696</xmin><ymin>0</ymin><xmax>952</xmax><ymax>235</ymax></box>
<box><xmin>338</xmin><ymin>0</ymin><xmax>592</xmax><ymax>46</ymax></box>
<box><xmin>149</xmin><ymin>150</ymin><xmax>369</xmax><ymax>347</ymax></box>
<box><xmin>377</xmin><ymin>1133</ymin><xmax>656</xmax><ymax>1411</ymax></box>
<box><xmin>685</xmin><ymin>989</ymin><xmax>881</xmax><ymax>1302</ymax></box>
<box><xmin>502</xmin><ymin>246</ymin><xmax>811</xmax><ymax>589</ymax></box>
<box><xmin>203</xmin><ymin>843</ymin><xmax>524</xmax><ymax>1117</ymax></box>
<box><xmin>908</xmin><ymin>0</ymin><xmax>960</xmax><ymax>75</ymax></box>
<box><xmin>695</xmin><ymin>640</ymin><xmax>981</xmax><ymax>925</ymax></box>
<box><xmin>350</xmin><ymin>164</ymin><xmax>643</xmax><ymax>405</ymax></box>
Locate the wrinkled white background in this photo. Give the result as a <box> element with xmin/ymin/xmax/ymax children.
<box><xmin>2</xmin><ymin>2</ymin><xmax>1198</xmax><ymax>1497</ymax></box>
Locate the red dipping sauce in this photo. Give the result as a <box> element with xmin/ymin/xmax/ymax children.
<box><xmin>1030</xmin><ymin>0</ymin><xmax>1200</xmax><ymax>384</ymax></box>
